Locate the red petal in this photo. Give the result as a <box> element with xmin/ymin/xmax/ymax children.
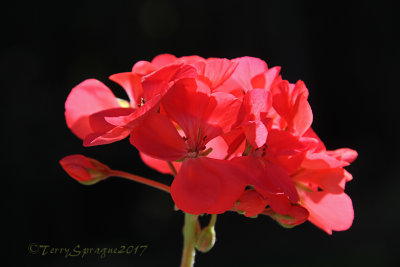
<box><xmin>292</xmin><ymin>168</ymin><xmax>348</xmax><ymax>194</ymax></box>
<box><xmin>130</xmin><ymin>113</ymin><xmax>187</xmax><ymax>161</ymax></box>
<box><xmin>89</xmin><ymin>107</ymin><xmax>135</xmax><ymax>133</ymax></box>
<box><xmin>275</xmin><ymin>204</ymin><xmax>309</xmax><ymax>226</ymax></box>
<box><xmin>201</xmin><ymin>92</ymin><xmax>242</xmax><ymax>142</ymax></box>
<box><xmin>142</xmin><ymin>62</ymin><xmax>198</xmax><ymax>100</ymax></box>
<box><xmin>265</xmin><ymin>161</ymin><xmax>299</xmax><ymax>203</ymax></box>
<box><xmin>231</xmin><ymin>156</ymin><xmax>281</xmax><ymax>196</ymax></box>
<box><xmin>83</xmin><ymin>126</ymin><xmax>132</xmax><ymax>147</ymax></box>
<box><xmin>171</xmin><ymin>157</ymin><xmax>247</xmax><ymax>214</ymax></box>
<box><xmin>65</xmin><ymin>79</ymin><xmax>120</xmax><ymax>139</ymax></box>
<box><xmin>109</xmin><ymin>72</ymin><xmax>143</xmax><ymax>108</ymax></box>
<box><xmin>162</xmin><ymin>79</ymin><xmax>210</xmax><ymax>147</ymax></box>
<box><xmin>300</xmin><ymin>191</ymin><xmax>354</xmax><ymax>234</ymax></box>
<box><xmin>236</xmin><ymin>189</ymin><xmax>268</xmax><ymax>217</ymax></box>
<box><xmin>265</xmin><ymin>129</ymin><xmax>308</xmax><ymax>173</ymax></box>
<box><xmin>221</xmin><ymin>129</ymin><xmax>246</xmax><ymax>159</ymax></box>
<box><xmin>243</xmin><ymin>121</ymin><xmax>268</xmax><ymax>148</ymax></box>
<box><xmin>272</xmin><ymin>80</ymin><xmax>313</xmax><ymax>136</ymax></box>
<box><xmin>100</xmin><ymin>94</ymin><xmax>161</xmax><ymax>128</ymax></box>
<box><xmin>268</xmin><ymin>193</ymin><xmax>292</xmax><ymax>214</ymax></box>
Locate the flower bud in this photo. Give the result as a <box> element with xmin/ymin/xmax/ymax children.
<box><xmin>263</xmin><ymin>204</ymin><xmax>309</xmax><ymax>228</ymax></box>
<box><xmin>195</xmin><ymin>226</ymin><xmax>216</xmax><ymax>253</ymax></box>
<box><xmin>59</xmin><ymin>154</ymin><xmax>111</xmax><ymax>185</ymax></box>
<box><xmin>235</xmin><ymin>189</ymin><xmax>268</xmax><ymax>217</ymax></box>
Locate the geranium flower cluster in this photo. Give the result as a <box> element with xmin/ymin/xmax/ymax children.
<box><xmin>61</xmin><ymin>54</ymin><xmax>357</xmax><ymax>234</ymax></box>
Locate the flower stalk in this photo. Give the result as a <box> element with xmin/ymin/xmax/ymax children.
<box><xmin>110</xmin><ymin>170</ymin><xmax>171</xmax><ymax>193</ymax></box>
<box><xmin>180</xmin><ymin>213</ymin><xmax>199</xmax><ymax>267</ymax></box>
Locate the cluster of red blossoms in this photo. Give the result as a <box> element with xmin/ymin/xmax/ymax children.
<box><xmin>61</xmin><ymin>54</ymin><xmax>357</xmax><ymax>234</ymax></box>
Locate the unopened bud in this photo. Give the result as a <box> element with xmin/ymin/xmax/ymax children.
<box><xmin>235</xmin><ymin>189</ymin><xmax>267</xmax><ymax>217</ymax></box>
<box><xmin>264</xmin><ymin>204</ymin><xmax>309</xmax><ymax>228</ymax></box>
<box><xmin>59</xmin><ymin>154</ymin><xmax>111</xmax><ymax>185</ymax></box>
<box><xmin>195</xmin><ymin>226</ymin><xmax>216</xmax><ymax>253</ymax></box>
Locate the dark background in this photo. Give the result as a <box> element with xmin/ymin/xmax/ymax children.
<box><xmin>4</xmin><ymin>0</ymin><xmax>398</xmax><ymax>266</ymax></box>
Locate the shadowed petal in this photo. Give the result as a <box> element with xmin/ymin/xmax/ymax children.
<box><xmin>171</xmin><ymin>157</ymin><xmax>247</xmax><ymax>214</ymax></box>
<box><xmin>130</xmin><ymin>113</ymin><xmax>187</xmax><ymax>161</ymax></box>
<box><xmin>109</xmin><ymin>72</ymin><xmax>143</xmax><ymax>108</ymax></box>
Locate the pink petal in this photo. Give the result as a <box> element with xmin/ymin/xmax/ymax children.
<box><xmin>65</xmin><ymin>79</ymin><xmax>120</xmax><ymax>139</ymax></box>
<box><xmin>231</xmin><ymin>57</ymin><xmax>269</xmax><ymax>92</ymax></box>
<box><xmin>327</xmin><ymin>148</ymin><xmax>358</xmax><ymax>164</ymax></box>
<box><xmin>151</xmin><ymin>53</ymin><xmax>178</xmax><ymax>68</ymax></box>
<box><xmin>130</xmin><ymin>113</ymin><xmax>187</xmax><ymax>161</ymax></box>
<box><xmin>302</xmin><ymin>152</ymin><xmax>348</xmax><ymax>169</ymax></box>
<box><xmin>212</xmin><ymin>77</ymin><xmax>244</xmax><ymax>97</ymax></box>
<box><xmin>109</xmin><ymin>72</ymin><xmax>143</xmax><ymax>108</ymax></box>
<box><xmin>263</xmin><ymin>66</ymin><xmax>281</xmax><ymax>91</ymax></box>
<box><xmin>139</xmin><ymin>152</ymin><xmax>181</xmax><ymax>175</ymax></box>
<box><xmin>196</xmin><ymin>58</ymin><xmax>238</xmax><ymax>89</ymax></box>
<box><xmin>171</xmin><ymin>157</ymin><xmax>247</xmax><ymax>214</ymax></box>
<box><xmin>205</xmin><ymin>136</ymin><xmax>229</xmax><ymax>160</ymax></box>
<box><xmin>303</xmin><ymin>128</ymin><xmax>326</xmax><ymax>152</ymax></box>
<box><xmin>132</xmin><ymin>61</ymin><xmax>157</xmax><ymax>76</ymax></box>
<box><xmin>243</xmin><ymin>89</ymin><xmax>272</xmax><ymax>121</ymax></box>
<box><xmin>300</xmin><ymin>191</ymin><xmax>354</xmax><ymax>234</ymax></box>
<box><xmin>291</xmin><ymin>83</ymin><xmax>313</xmax><ymax>136</ymax></box>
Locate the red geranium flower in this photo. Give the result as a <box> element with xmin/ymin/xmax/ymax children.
<box><xmin>130</xmin><ymin>77</ymin><xmax>247</xmax><ymax>214</ymax></box>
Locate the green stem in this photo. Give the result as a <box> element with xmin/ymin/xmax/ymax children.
<box><xmin>180</xmin><ymin>213</ymin><xmax>199</xmax><ymax>267</ymax></box>
<box><xmin>208</xmin><ymin>214</ymin><xmax>217</xmax><ymax>227</ymax></box>
<box><xmin>167</xmin><ymin>161</ymin><xmax>178</xmax><ymax>176</ymax></box>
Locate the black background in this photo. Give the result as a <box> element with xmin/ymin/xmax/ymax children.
<box><xmin>5</xmin><ymin>1</ymin><xmax>399</xmax><ymax>266</ymax></box>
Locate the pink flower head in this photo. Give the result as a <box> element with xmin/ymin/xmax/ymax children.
<box><xmin>62</xmin><ymin>53</ymin><xmax>358</xmax><ymax>235</ymax></box>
